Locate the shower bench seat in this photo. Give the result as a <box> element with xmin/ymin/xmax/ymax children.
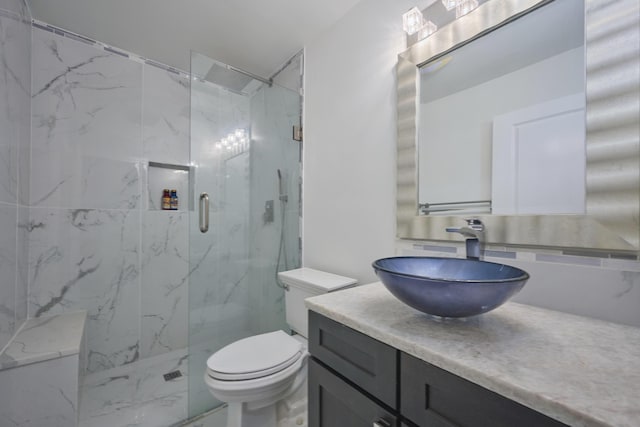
<box><xmin>0</xmin><ymin>310</ymin><xmax>87</xmax><ymax>427</ymax></box>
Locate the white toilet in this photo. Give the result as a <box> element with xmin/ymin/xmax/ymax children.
<box><xmin>204</xmin><ymin>268</ymin><xmax>357</xmax><ymax>427</ymax></box>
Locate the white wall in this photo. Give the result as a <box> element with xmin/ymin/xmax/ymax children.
<box><xmin>304</xmin><ymin>0</ymin><xmax>434</xmax><ymax>283</ymax></box>
<box><xmin>302</xmin><ymin>0</ymin><xmax>640</xmax><ymax>327</ymax></box>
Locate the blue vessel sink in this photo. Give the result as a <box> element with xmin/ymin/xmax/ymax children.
<box><xmin>372</xmin><ymin>257</ymin><xmax>529</xmax><ymax>318</ymax></box>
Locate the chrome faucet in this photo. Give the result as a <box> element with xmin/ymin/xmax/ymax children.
<box><xmin>446</xmin><ymin>218</ymin><xmax>485</xmax><ymax>260</ymax></box>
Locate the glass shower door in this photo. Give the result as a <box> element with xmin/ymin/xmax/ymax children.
<box><xmin>188</xmin><ymin>52</ymin><xmax>302</xmax><ymax>420</ymax></box>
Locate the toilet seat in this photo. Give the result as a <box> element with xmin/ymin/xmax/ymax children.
<box><xmin>207</xmin><ymin>331</ymin><xmax>303</xmax><ymax>381</ymax></box>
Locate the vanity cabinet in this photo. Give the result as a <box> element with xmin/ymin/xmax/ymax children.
<box><xmin>309</xmin><ymin>359</ymin><xmax>398</xmax><ymax>427</ymax></box>
<box><xmin>308</xmin><ymin>311</ymin><xmax>398</xmax><ymax>427</ymax></box>
<box><xmin>401</xmin><ymin>353</ymin><xmax>566</xmax><ymax>427</ymax></box>
<box><xmin>308</xmin><ymin>312</ymin><xmax>567</xmax><ymax>427</ymax></box>
<box><xmin>308</xmin><ymin>311</ymin><xmax>397</xmax><ymax>407</ymax></box>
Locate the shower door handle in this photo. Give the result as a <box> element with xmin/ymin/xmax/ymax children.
<box><xmin>199</xmin><ymin>192</ymin><xmax>209</xmax><ymax>233</ymax></box>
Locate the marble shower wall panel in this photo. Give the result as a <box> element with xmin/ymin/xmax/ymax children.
<box><xmin>0</xmin><ymin>0</ymin><xmax>27</xmax><ymax>14</ymax></box>
<box><xmin>15</xmin><ymin>205</ymin><xmax>29</xmax><ymax>323</ymax></box>
<box><xmin>188</xmin><ymin>78</ymin><xmax>256</xmax><ymax>417</ymax></box>
<box><xmin>247</xmin><ymin>84</ymin><xmax>301</xmax><ymax>334</ymax></box>
<box><xmin>0</xmin><ymin>204</ymin><xmax>17</xmax><ymax>348</ymax></box>
<box><xmin>0</xmin><ymin>5</ymin><xmax>31</xmax><ymax>206</ymax></box>
<box><xmin>28</xmin><ymin>208</ymin><xmax>141</xmax><ymax>372</ymax></box>
<box><xmin>189</xmin><ymin>79</ymin><xmax>225</xmax><ymax>327</ymax></box>
<box><xmin>143</xmin><ymin>65</ymin><xmax>190</xmax><ymax>166</ymax></box>
<box><xmin>12</xmin><ymin>12</ymin><xmax>31</xmax><ymax>210</ymax></box>
<box><xmin>189</xmin><ymin>79</ymin><xmax>251</xmax><ymax>342</ymax></box>
<box><xmin>0</xmin><ymin>11</ymin><xmax>21</xmax><ymax>204</ymax></box>
<box><xmin>15</xmin><ymin>7</ymin><xmax>31</xmax><ymax>325</ymax></box>
<box><xmin>219</xmin><ymin>152</ymin><xmax>250</xmax><ymax>319</ymax></box>
<box><xmin>139</xmin><ymin>64</ymin><xmax>190</xmax><ymax>359</ymax></box>
<box><xmin>141</xmin><ymin>211</ymin><xmax>189</xmax><ymax>358</ymax></box>
<box><xmin>28</xmin><ymin>25</ymin><xmax>193</xmax><ymax>368</ymax></box>
<box><xmin>0</xmin><ymin>0</ymin><xmax>31</xmax><ymax>351</ymax></box>
<box><xmin>30</xmin><ymin>29</ymin><xmax>142</xmax><ymax>210</ymax></box>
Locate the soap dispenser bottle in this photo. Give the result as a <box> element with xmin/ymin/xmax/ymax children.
<box><xmin>170</xmin><ymin>189</ymin><xmax>178</xmax><ymax>210</ymax></box>
<box><xmin>162</xmin><ymin>189</ymin><xmax>171</xmax><ymax>210</ymax></box>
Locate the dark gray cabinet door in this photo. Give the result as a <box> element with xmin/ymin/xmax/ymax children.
<box><xmin>309</xmin><ymin>311</ymin><xmax>398</xmax><ymax>407</ymax></box>
<box><xmin>309</xmin><ymin>358</ymin><xmax>397</xmax><ymax>427</ymax></box>
<box><xmin>401</xmin><ymin>353</ymin><xmax>567</xmax><ymax>427</ymax></box>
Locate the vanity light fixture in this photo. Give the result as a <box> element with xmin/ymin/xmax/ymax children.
<box><xmin>402</xmin><ymin>7</ymin><xmax>425</xmax><ymax>35</ymax></box>
<box><xmin>441</xmin><ymin>0</ymin><xmax>458</xmax><ymax>11</ymax></box>
<box><xmin>455</xmin><ymin>0</ymin><xmax>479</xmax><ymax>17</ymax></box>
<box><xmin>418</xmin><ymin>20</ymin><xmax>439</xmax><ymax>39</ymax></box>
<box><xmin>442</xmin><ymin>0</ymin><xmax>480</xmax><ymax>17</ymax></box>
<box><xmin>403</xmin><ymin>7</ymin><xmax>438</xmax><ymax>39</ymax></box>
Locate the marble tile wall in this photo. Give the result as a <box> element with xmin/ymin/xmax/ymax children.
<box><xmin>28</xmin><ymin>26</ymin><xmax>190</xmax><ymax>372</ymax></box>
<box><xmin>186</xmin><ymin>62</ymin><xmax>302</xmax><ymax>418</ymax></box>
<box><xmin>187</xmin><ymin>75</ymin><xmax>254</xmax><ymax>417</ymax></box>
<box><xmin>141</xmin><ymin>63</ymin><xmax>190</xmax><ymax>359</ymax></box>
<box><xmin>247</xmin><ymin>82</ymin><xmax>302</xmax><ymax>335</ymax></box>
<box><xmin>26</xmin><ymin>26</ymin><xmax>303</xmax><ymax>399</ymax></box>
<box><xmin>188</xmin><ymin>77</ymin><xmax>253</xmax><ymax>345</ymax></box>
<box><xmin>0</xmin><ymin>0</ymin><xmax>30</xmax><ymax>351</ymax></box>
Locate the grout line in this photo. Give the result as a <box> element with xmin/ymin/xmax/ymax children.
<box><xmin>138</xmin><ymin>63</ymin><xmax>145</xmax><ymax>358</ymax></box>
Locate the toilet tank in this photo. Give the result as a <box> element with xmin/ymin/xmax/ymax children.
<box><xmin>278</xmin><ymin>268</ymin><xmax>357</xmax><ymax>337</ymax></box>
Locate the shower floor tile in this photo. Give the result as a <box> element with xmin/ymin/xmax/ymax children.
<box><xmin>79</xmin><ymin>348</ymin><xmax>189</xmax><ymax>427</ymax></box>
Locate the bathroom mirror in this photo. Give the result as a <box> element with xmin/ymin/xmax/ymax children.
<box><xmin>396</xmin><ymin>0</ymin><xmax>640</xmax><ymax>253</ymax></box>
<box><xmin>418</xmin><ymin>0</ymin><xmax>584</xmax><ymax>216</ymax></box>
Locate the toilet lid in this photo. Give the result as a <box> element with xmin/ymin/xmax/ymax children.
<box><xmin>207</xmin><ymin>330</ymin><xmax>303</xmax><ymax>381</ymax></box>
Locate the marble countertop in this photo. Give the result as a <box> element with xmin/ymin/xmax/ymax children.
<box><xmin>0</xmin><ymin>310</ymin><xmax>86</xmax><ymax>370</ymax></box>
<box><xmin>305</xmin><ymin>283</ymin><xmax>640</xmax><ymax>427</ymax></box>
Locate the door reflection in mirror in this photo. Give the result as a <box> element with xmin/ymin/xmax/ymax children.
<box><xmin>418</xmin><ymin>0</ymin><xmax>584</xmax><ymax>215</ymax></box>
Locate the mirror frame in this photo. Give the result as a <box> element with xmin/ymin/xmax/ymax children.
<box><xmin>396</xmin><ymin>0</ymin><xmax>639</xmax><ymax>253</ymax></box>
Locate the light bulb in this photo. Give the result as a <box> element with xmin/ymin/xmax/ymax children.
<box><xmin>418</xmin><ymin>20</ymin><xmax>438</xmax><ymax>39</ymax></box>
<box><xmin>442</xmin><ymin>0</ymin><xmax>458</xmax><ymax>11</ymax></box>
<box><xmin>403</xmin><ymin>7</ymin><xmax>425</xmax><ymax>36</ymax></box>
<box><xmin>456</xmin><ymin>0</ymin><xmax>479</xmax><ymax>18</ymax></box>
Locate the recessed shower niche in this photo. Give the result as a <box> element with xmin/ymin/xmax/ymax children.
<box><xmin>147</xmin><ymin>161</ymin><xmax>193</xmax><ymax>211</ymax></box>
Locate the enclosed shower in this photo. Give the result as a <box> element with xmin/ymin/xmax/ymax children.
<box><xmin>73</xmin><ymin>51</ymin><xmax>302</xmax><ymax>426</ymax></box>
<box><xmin>186</xmin><ymin>52</ymin><xmax>303</xmax><ymax>423</ymax></box>
<box><xmin>74</xmin><ymin>51</ymin><xmax>303</xmax><ymax>426</ymax></box>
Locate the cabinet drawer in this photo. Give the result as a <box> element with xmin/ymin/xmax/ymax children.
<box><xmin>309</xmin><ymin>358</ymin><xmax>398</xmax><ymax>427</ymax></box>
<box><xmin>401</xmin><ymin>353</ymin><xmax>567</xmax><ymax>427</ymax></box>
<box><xmin>309</xmin><ymin>311</ymin><xmax>397</xmax><ymax>408</ymax></box>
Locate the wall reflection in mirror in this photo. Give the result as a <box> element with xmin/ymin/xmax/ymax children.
<box><xmin>418</xmin><ymin>0</ymin><xmax>585</xmax><ymax>216</ymax></box>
